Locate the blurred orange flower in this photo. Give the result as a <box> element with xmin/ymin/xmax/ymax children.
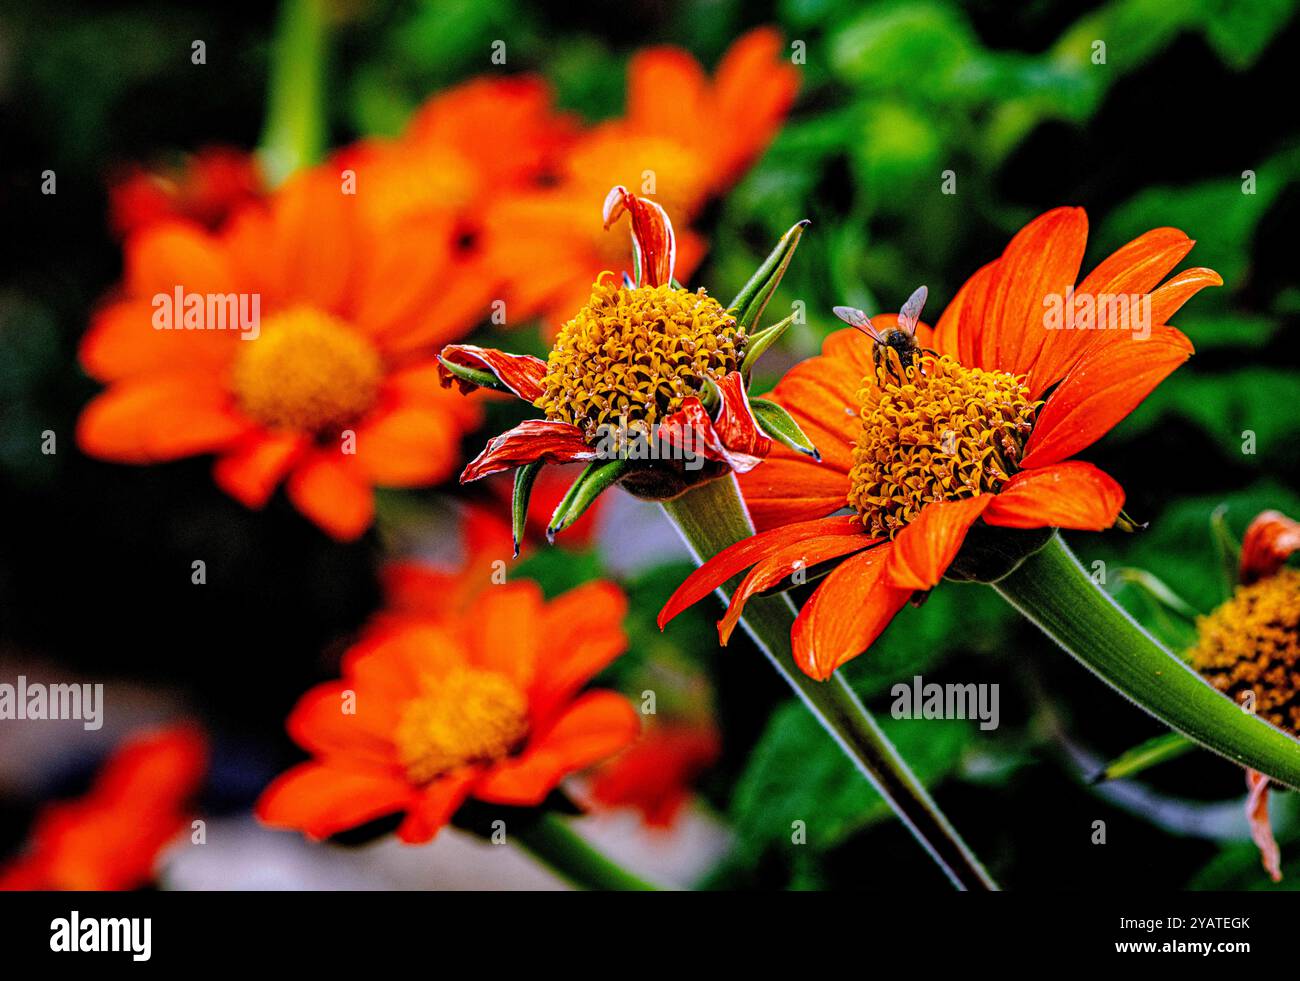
<box><xmin>486</xmin><ymin>27</ymin><xmax>800</xmax><ymax>329</ymax></box>
<box><xmin>586</xmin><ymin>722</ymin><xmax>720</xmax><ymax>828</ymax></box>
<box><xmin>109</xmin><ymin>146</ymin><xmax>264</xmax><ymax>238</ymax></box>
<box><xmin>257</xmin><ymin>579</ymin><xmax>638</xmax><ymax>842</ymax></box>
<box><xmin>78</xmin><ymin>164</ymin><xmax>486</xmax><ymax>541</ymax></box>
<box><xmin>0</xmin><ymin>725</ymin><xmax>206</xmax><ymax>891</ymax></box>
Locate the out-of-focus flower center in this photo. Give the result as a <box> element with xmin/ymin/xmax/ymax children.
<box><xmin>848</xmin><ymin>354</ymin><xmax>1037</xmax><ymax>539</ymax></box>
<box><xmin>232</xmin><ymin>308</ymin><xmax>383</xmax><ymax>435</ymax></box>
<box><xmin>534</xmin><ymin>276</ymin><xmax>743</xmax><ymax>440</ymax></box>
<box><xmin>394</xmin><ymin>668</ymin><xmax>530</xmax><ymax>785</ymax></box>
<box><xmin>1190</xmin><ymin>568</ymin><xmax>1300</xmax><ymax>734</ymax></box>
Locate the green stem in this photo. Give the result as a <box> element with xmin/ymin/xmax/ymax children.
<box><xmin>258</xmin><ymin>0</ymin><xmax>329</xmax><ymax>187</ymax></box>
<box><xmin>514</xmin><ymin>813</ymin><xmax>658</xmax><ymax>891</ymax></box>
<box><xmin>662</xmin><ymin>475</ymin><xmax>998</xmax><ymax>891</ymax></box>
<box><xmin>996</xmin><ymin>533</ymin><xmax>1300</xmax><ymax>789</ymax></box>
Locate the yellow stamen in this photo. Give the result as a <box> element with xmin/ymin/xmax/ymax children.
<box><xmin>535</xmin><ymin>275</ymin><xmax>743</xmax><ymax>440</ymax></box>
<box><xmin>232</xmin><ymin>307</ymin><xmax>382</xmax><ymax>435</ymax></box>
<box><xmin>395</xmin><ymin>668</ymin><xmax>530</xmax><ymax>785</ymax></box>
<box><xmin>848</xmin><ymin>352</ymin><xmax>1038</xmax><ymax>539</ymax></box>
<box><xmin>1190</xmin><ymin>568</ymin><xmax>1300</xmax><ymax>734</ymax></box>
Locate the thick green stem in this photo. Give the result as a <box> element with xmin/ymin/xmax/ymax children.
<box><xmin>996</xmin><ymin>533</ymin><xmax>1300</xmax><ymax>789</ymax></box>
<box><xmin>662</xmin><ymin>475</ymin><xmax>998</xmax><ymax>891</ymax></box>
<box><xmin>514</xmin><ymin>813</ymin><xmax>658</xmax><ymax>891</ymax></box>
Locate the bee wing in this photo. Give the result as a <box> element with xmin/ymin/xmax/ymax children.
<box><xmin>897</xmin><ymin>285</ymin><xmax>928</xmax><ymax>337</ymax></box>
<box><xmin>833</xmin><ymin>305</ymin><xmax>881</xmax><ymax>341</ymax></box>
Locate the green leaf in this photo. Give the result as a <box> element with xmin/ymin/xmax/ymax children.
<box><xmin>728</xmin><ymin>220</ymin><xmax>810</xmax><ymax>332</ymax></box>
<box><xmin>547</xmin><ymin>460</ymin><xmax>629</xmax><ymax>541</ymax></box>
<box><xmin>1095</xmin><ymin>731</ymin><xmax>1196</xmax><ymax>783</ymax></box>
<box><xmin>511</xmin><ymin>461</ymin><xmax>542</xmax><ymax>558</ymax></box>
<box><xmin>749</xmin><ymin>397</ymin><xmax>818</xmax><ymax>459</ymax></box>
<box><xmin>731</xmin><ymin>704</ymin><xmax>973</xmax><ymax>861</ymax></box>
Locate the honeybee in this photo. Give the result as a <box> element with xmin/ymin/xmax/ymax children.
<box><xmin>833</xmin><ymin>285</ymin><xmax>930</xmax><ymax>380</ymax></box>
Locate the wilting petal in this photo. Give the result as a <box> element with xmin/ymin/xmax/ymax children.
<box><xmin>718</xmin><ymin>532</ymin><xmax>875</xmax><ymax>643</ymax></box>
<box><xmin>984</xmin><ymin>462</ymin><xmax>1125</xmax><ymax>531</ymax></box>
<box><xmin>460</xmin><ymin>419</ymin><xmax>597</xmax><ymax>483</ymax></box>
<box><xmin>1020</xmin><ymin>326</ymin><xmax>1193</xmax><ymax>469</ymax></box>
<box><xmin>438</xmin><ymin>344</ymin><xmax>548</xmax><ymax>401</ymax></box>
<box><xmin>702</xmin><ymin>372</ymin><xmax>773</xmax><ymax>471</ymax></box>
<box><xmin>1246</xmin><ymin>769</ymin><xmax>1283</xmax><ymax>883</ymax></box>
<box><xmin>660</xmin><ymin>393</ymin><xmax>770</xmax><ymax>474</ymax></box>
<box><xmin>791</xmin><ymin>543</ymin><xmax>911</xmax><ymax>680</ymax></box>
<box><xmin>658</xmin><ymin>514</ymin><xmax>865</xmax><ymax>629</ymax></box>
<box><xmin>603</xmin><ymin>185</ymin><xmax>675</xmax><ymax>287</ymax></box>
<box><xmin>1029</xmin><ymin>227</ymin><xmax>1195</xmax><ymax>397</ymax></box>
<box><xmin>974</xmin><ymin>207</ymin><xmax>1088</xmax><ymax>376</ymax></box>
<box><xmin>1240</xmin><ymin>510</ymin><xmax>1300</xmax><ymax>585</ymax></box>
<box><xmin>888</xmin><ymin>496</ymin><xmax>992</xmax><ymax>590</ymax></box>
<box><xmin>1149</xmin><ymin>267</ymin><xmax>1223</xmax><ymax>325</ymax></box>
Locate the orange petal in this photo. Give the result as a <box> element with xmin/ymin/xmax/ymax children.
<box><xmin>791</xmin><ymin>543</ymin><xmax>911</xmax><ymax>680</ymax></box>
<box><xmin>286</xmin><ymin>681</ymin><xmax>399</xmax><ymax>766</ymax></box>
<box><xmin>739</xmin><ymin>455</ymin><xmax>850</xmax><ymax>532</ymax></box>
<box><xmin>710</xmin><ymin>27</ymin><xmax>800</xmax><ymax>184</ymax></box>
<box><xmin>887</xmin><ymin>496</ymin><xmax>991</xmax><ymax>590</ymax></box>
<box><xmin>396</xmin><ymin>769</ymin><xmax>479</xmax><ymax>844</ymax></box>
<box><xmin>353</xmin><ymin>403</ymin><xmax>460</xmax><ymax>488</ymax></box>
<box><xmin>531</xmin><ymin>581</ymin><xmax>629</xmax><ymax>722</ymax></box>
<box><xmin>658</xmin><ymin>514</ymin><xmax>865</xmax><ymax>629</ymax></box>
<box><xmin>77</xmin><ymin>376</ymin><xmax>248</xmax><ymax>463</ymax></box>
<box><xmin>264</xmin><ymin>167</ymin><xmax>357</xmax><ymax>315</ymax></box>
<box><xmin>1246</xmin><ymin>769</ymin><xmax>1283</xmax><ymax>883</ymax></box>
<box><xmin>124</xmin><ymin>220</ymin><xmax>240</xmax><ymax>298</ymax></box>
<box><xmin>256</xmin><ymin>762</ymin><xmax>412</xmax><ymax>841</ymax></box>
<box><xmin>1020</xmin><ymin>326</ymin><xmax>1193</xmax><ymax>469</ymax></box>
<box><xmin>718</xmin><ymin>533</ymin><xmax>876</xmax><ymax>643</ymax></box>
<box><xmin>460</xmin><ymin>581</ymin><xmax>545</xmax><ymax>688</ymax></box>
<box><xmin>80</xmin><ymin>298</ymin><xmax>241</xmax><ymax>382</ymax></box>
<box><xmin>285</xmin><ymin>451</ymin><xmax>375</xmax><ymax>541</ymax></box>
<box><xmin>1028</xmin><ymin>227</ymin><xmax>1194</xmax><ymax>396</ymax></box>
<box><xmin>213</xmin><ymin>431</ymin><xmax>303</xmax><ymax>507</ymax></box>
<box><xmin>984</xmin><ymin>462</ymin><xmax>1124</xmax><ymax>531</ymax></box>
<box><xmin>1149</xmin><ymin>267</ymin><xmax>1223</xmax><ymax>325</ymax></box>
<box><xmin>626</xmin><ymin>46</ymin><xmax>708</xmax><ymax>136</ymax></box>
<box><xmin>972</xmin><ymin>207</ymin><xmax>1088</xmax><ymax>375</ymax></box>
<box><xmin>1240</xmin><ymin>510</ymin><xmax>1300</xmax><ymax>585</ymax></box>
<box><xmin>474</xmin><ymin>691</ymin><xmax>639</xmax><ymax>805</ymax></box>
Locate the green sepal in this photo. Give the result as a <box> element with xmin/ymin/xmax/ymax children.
<box><xmin>750</xmin><ymin>397</ymin><xmax>819</xmax><ymax>460</ymax></box>
<box><xmin>437</xmin><ymin>355</ymin><xmax>509</xmax><ymax>393</ymax></box>
<box><xmin>740</xmin><ymin>313</ymin><xmax>796</xmax><ymax>380</ymax></box>
<box><xmin>547</xmin><ymin>459</ymin><xmax>630</xmax><ymax>542</ymax></box>
<box><xmin>729</xmin><ymin>220</ymin><xmax>810</xmax><ymax>332</ymax></box>
<box><xmin>1092</xmin><ymin>732</ymin><xmax>1195</xmax><ymax>784</ymax></box>
<box><xmin>511</xmin><ymin>461</ymin><xmax>543</xmax><ymax>557</ymax></box>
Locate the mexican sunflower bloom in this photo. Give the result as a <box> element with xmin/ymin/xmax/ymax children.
<box><xmin>440</xmin><ymin>187</ymin><xmax>803</xmax><ymax>547</ymax></box>
<box><xmin>1189</xmin><ymin>509</ymin><xmax>1300</xmax><ymax>881</ymax></box>
<box><xmin>0</xmin><ymin>725</ymin><xmax>206</xmax><ymax>891</ymax></box>
<box><xmin>661</xmin><ymin>208</ymin><xmax>1222</xmax><ymax>679</ymax></box>
<box><xmin>257</xmin><ymin>577</ymin><xmax>639</xmax><ymax>842</ymax></box>
<box><xmin>77</xmin><ymin>163</ymin><xmax>485</xmax><ymax>540</ymax></box>
<box><xmin>485</xmin><ymin>27</ymin><xmax>799</xmax><ymax>328</ymax></box>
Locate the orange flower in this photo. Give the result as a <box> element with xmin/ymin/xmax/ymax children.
<box><xmin>0</xmin><ymin>725</ymin><xmax>206</xmax><ymax>891</ymax></box>
<box><xmin>256</xmin><ymin>578</ymin><xmax>639</xmax><ymax>842</ymax></box>
<box><xmin>585</xmin><ymin>722</ymin><xmax>720</xmax><ymax>828</ymax></box>
<box><xmin>108</xmin><ymin>146</ymin><xmax>263</xmax><ymax>238</ymax></box>
<box><xmin>661</xmin><ymin>209</ymin><xmax>1222</xmax><ymax>679</ymax></box>
<box><xmin>485</xmin><ymin>28</ymin><xmax>799</xmax><ymax>329</ymax></box>
<box><xmin>1189</xmin><ymin>509</ymin><xmax>1300</xmax><ymax>882</ymax></box>
<box><xmin>77</xmin><ymin>163</ymin><xmax>485</xmax><ymax>540</ymax></box>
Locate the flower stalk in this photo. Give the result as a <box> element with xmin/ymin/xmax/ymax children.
<box><xmin>994</xmin><ymin>533</ymin><xmax>1300</xmax><ymax>789</ymax></box>
<box><xmin>514</xmin><ymin>813</ymin><xmax>659</xmax><ymax>891</ymax></box>
<box><xmin>662</xmin><ymin>474</ymin><xmax>998</xmax><ymax>891</ymax></box>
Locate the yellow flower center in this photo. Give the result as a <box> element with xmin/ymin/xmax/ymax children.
<box><xmin>534</xmin><ymin>276</ymin><xmax>743</xmax><ymax>440</ymax></box>
<box><xmin>1190</xmin><ymin>568</ymin><xmax>1300</xmax><ymax>734</ymax></box>
<box><xmin>394</xmin><ymin>668</ymin><xmax>531</xmax><ymax>785</ymax></box>
<box><xmin>231</xmin><ymin>307</ymin><xmax>383</xmax><ymax>435</ymax></box>
<box><xmin>848</xmin><ymin>353</ymin><xmax>1038</xmax><ymax>538</ymax></box>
